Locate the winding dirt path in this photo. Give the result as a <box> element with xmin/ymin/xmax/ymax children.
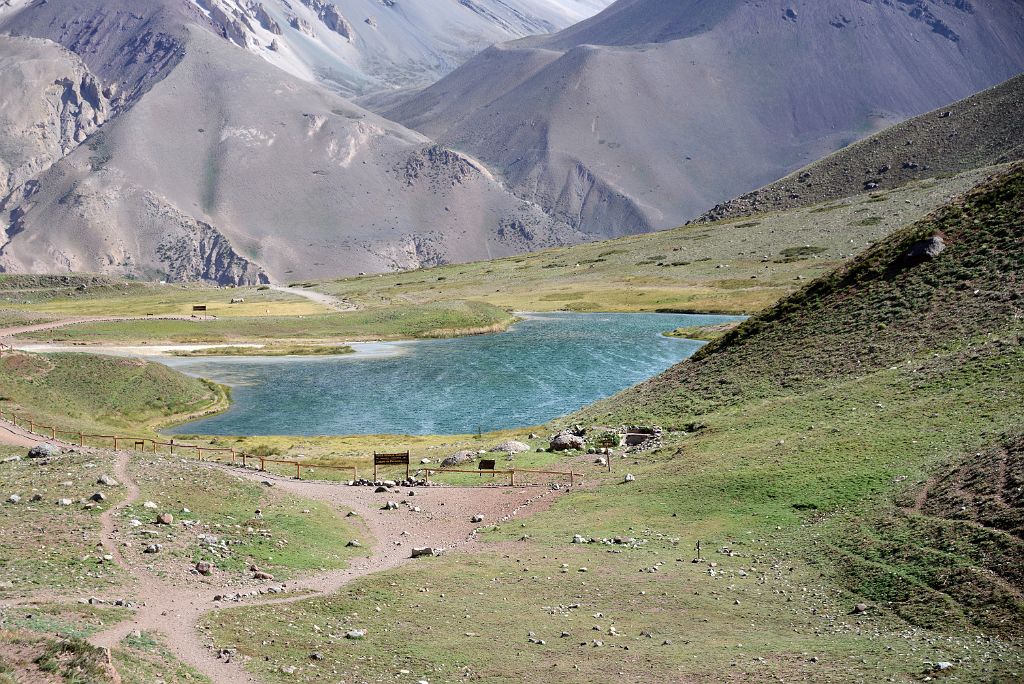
<box><xmin>0</xmin><ymin>418</ymin><xmax>561</xmax><ymax>682</ymax></box>
<box><xmin>268</xmin><ymin>285</ymin><xmax>356</xmax><ymax>312</ymax></box>
<box><xmin>90</xmin><ymin>457</ymin><xmax>555</xmax><ymax>682</ymax></box>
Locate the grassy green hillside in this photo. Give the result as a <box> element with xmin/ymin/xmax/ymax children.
<box><xmin>201</xmin><ymin>166</ymin><xmax>1024</xmax><ymax>682</ymax></box>
<box><xmin>0</xmin><ymin>351</ymin><xmax>227</xmax><ymax>434</ymax></box>
<box><xmin>582</xmin><ymin>164</ymin><xmax>1023</xmax><ymax>426</ymax></box>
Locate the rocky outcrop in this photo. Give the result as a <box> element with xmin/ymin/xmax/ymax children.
<box><xmin>246</xmin><ymin>1</ymin><xmax>281</xmax><ymax>35</ymax></box>
<box><xmin>300</xmin><ymin>0</ymin><xmax>354</xmax><ymax>40</ymax></box>
<box><xmin>157</xmin><ymin>220</ymin><xmax>269</xmax><ymax>286</ymax></box>
<box><xmin>397</xmin><ymin>145</ymin><xmax>486</xmax><ymax>190</ymax></box>
<box><xmin>0</xmin><ymin>36</ymin><xmax>113</xmax><ymax>200</ymax></box>
<box><xmin>148</xmin><ymin>196</ymin><xmax>269</xmax><ymax>285</ymax></box>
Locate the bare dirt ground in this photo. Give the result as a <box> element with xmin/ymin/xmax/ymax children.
<box><xmin>268</xmin><ymin>285</ymin><xmax>356</xmax><ymax>312</ymax></box>
<box><xmin>0</xmin><ymin>417</ymin><xmax>562</xmax><ymax>683</ymax></box>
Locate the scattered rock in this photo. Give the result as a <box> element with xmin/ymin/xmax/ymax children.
<box><xmin>905</xmin><ymin>235</ymin><xmax>946</xmax><ymax>261</ymax></box>
<box><xmin>345</xmin><ymin>629</ymin><xmax>366</xmax><ymax>640</ymax></box>
<box><xmin>90</xmin><ymin>492</ymin><xmax>106</xmax><ymax>502</ymax></box>
<box><xmin>382</xmin><ymin>501</ymin><xmax>398</xmax><ymax>511</ymax></box>
<box><xmin>550</xmin><ymin>433</ymin><xmax>585</xmax><ymax>451</ymax></box>
<box><xmin>28</xmin><ymin>443</ymin><xmax>60</xmax><ymax>459</ymax></box>
<box><xmin>7</xmin><ymin>494</ymin><xmax>21</xmax><ymax>504</ymax></box>
<box><xmin>96</xmin><ymin>474</ymin><xmax>119</xmax><ymax>486</ymax></box>
<box><xmin>411</xmin><ymin>547</ymin><xmax>439</xmax><ymax>558</ymax></box>
<box><xmin>156</xmin><ymin>513</ymin><xmax>174</xmax><ymax>525</ymax></box>
<box><xmin>195</xmin><ymin>561</ymin><xmax>213</xmax><ymax>576</ymax></box>
<box><xmin>624</xmin><ymin>473</ymin><xmax>635</xmax><ymax>483</ymax></box>
<box><xmin>143</xmin><ymin>501</ymin><xmax>158</xmax><ymax>509</ymax></box>
<box><xmin>441</xmin><ymin>450</ymin><xmax>476</xmax><ymax>468</ymax></box>
<box><xmin>346</xmin><ymin>540</ymin><xmax>362</xmax><ymax>547</ymax></box>
<box><xmin>253</xmin><ymin>571</ymin><xmax>274</xmax><ymax>580</ymax></box>
<box><xmin>489</xmin><ymin>440</ymin><xmax>530</xmax><ymax>455</ymax></box>
<box><xmin>853</xmin><ymin>602</ymin><xmax>869</xmax><ymax>614</ymax></box>
<box><xmin>144</xmin><ymin>543</ymin><xmax>161</xmax><ymax>554</ymax></box>
<box><xmin>471</xmin><ymin>514</ymin><xmax>484</xmax><ymax>523</ymax></box>
<box><xmin>57</xmin><ymin>498</ymin><xmax>73</xmax><ymax>506</ymax></box>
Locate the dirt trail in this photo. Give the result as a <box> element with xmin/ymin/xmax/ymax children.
<box><xmin>0</xmin><ymin>315</ymin><xmax>202</xmax><ymax>341</ymax></box>
<box><xmin>0</xmin><ymin>419</ymin><xmax>560</xmax><ymax>682</ymax></box>
<box><xmin>269</xmin><ymin>285</ymin><xmax>356</xmax><ymax>312</ymax></box>
<box><xmin>87</xmin><ymin>457</ymin><xmax>555</xmax><ymax>683</ymax></box>
<box><xmin>0</xmin><ymin>419</ymin><xmax>44</xmax><ymax>448</ymax></box>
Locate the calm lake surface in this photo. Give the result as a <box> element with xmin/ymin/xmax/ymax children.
<box><xmin>166</xmin><ymin>312</ymin><xmax>742</xmax><ymax>436</ymax></box>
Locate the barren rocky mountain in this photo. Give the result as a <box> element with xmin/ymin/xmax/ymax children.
<box><xmin>2</xmin><ymin>0</ymin><xmax>1024</xmax><ymax>285</ymax></box>
<box><xmin>695</xmin><ymin>73</ymin><xmax>1024</xmax><ymax>223</ymax></box>
<box><xmin>383</xmin><ymin>0</ymin><xmax>1024</xmax><ymax>235</ymax></box>
<box><xmin>185</xmin><ymin>0</ymin><xmax>613</xmax><ymax>97</ymax></box>
<box><xmin>0</xmin><ymin>0</ymin><xmax>581</xmax><ymax>284</ymax></box>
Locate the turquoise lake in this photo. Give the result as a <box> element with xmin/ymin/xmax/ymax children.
<box><xmin>165</xmin><ymin>312</ymin><xmax>742</xmax><ymax>436</ymax></box>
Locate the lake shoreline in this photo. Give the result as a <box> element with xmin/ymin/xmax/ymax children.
<box><xmin>164</xmin><ymin>312</ymin><xmax>744</xmax><ymax>437</ymax></box>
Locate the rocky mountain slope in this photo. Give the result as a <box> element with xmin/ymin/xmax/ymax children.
<box><xmin>382</xmin><ymin>0</ymin><xmax>1024</xmax><ymax>236</ymax></box>
<box><xmin>0</xmin><ymin>0</ymin><xmax>581</xmax><ymax>284</ymax></box>
<box><xmin>184</xmin><ymin>0</ymin><xmax>613</xmax><ymax>97</ymax></box>
<box><xmin>696</xmin><ymin>73</ymin><xmax>1024</xmax><ymax>223</ymax></box>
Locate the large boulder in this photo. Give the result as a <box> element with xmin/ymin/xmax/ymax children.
<box><xmin>905</xmin><ymin>235</ymin><xmax>946</xmax><ymax>261</ymax></box>
<box><xmin>490</xmin><ymin>440</ymin><xmax>531</xmax><ymax>455</ymax></box>
<box><xmin>441</xmin><ymin>450</ymin><xmax>477</xmax><ymax>468</ymax></box>
<box><xmin>550</xmin><ymin>433</ymin><xmax>586</xmax><ymax>451</ymax></box>
<box><xmin>28</xmin><ymin>443</ymin><xmax>60</xmax><ymax>459</ymax></box>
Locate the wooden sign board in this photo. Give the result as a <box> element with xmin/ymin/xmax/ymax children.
<box><xmin>373</xmin><ymin>451</ymin><xmax>410</xmax><ymax>480</ymax></box>
<box><xmin>478</xmin><ymin>459</ymin><xmax>497</xmax><ymax>477</ymax></box>
<box><xmin>192</xmin><ymin>305</ymin><xmax>207</xmax><ymax>312</ymax></box>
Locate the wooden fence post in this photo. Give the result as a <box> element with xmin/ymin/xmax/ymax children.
<box><xmin>79</xmin><ymin>432</ymin><xmax>84</xmax><ymax>447</ymax></box>
<box><xmin>112</xmin><ymin>436</ymin><xmax>119</xmax><ymax>450</ymax></box>
<box><xmin>295</xmin><ymin>462</ymin><xmax>301</xmax><ymax>479</ymax></box>
<box><xmin>510</xmin><ymin>470</ymin><xmax>515</xmax><ymax>486</ymax></box>
<box><xmin>50</xmin><ymin>427</ymin><xmax>56</xmax><ymax>440</ymax></box>
<box><xmin>260</xmin><ymin>458</ymin><xmax>265</xmax><ymax>472</ymax></box>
